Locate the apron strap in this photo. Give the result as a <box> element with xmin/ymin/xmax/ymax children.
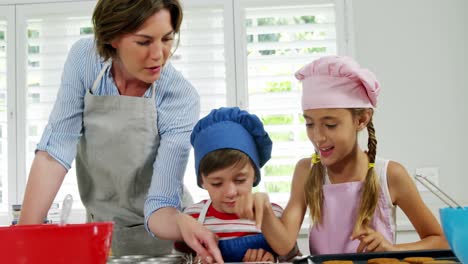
<box><xmin>150</xmin><ymin>82</ymin><xmax>156</xmax><ymax>99</ymax></box>
<box><xmin>90</xmin><ymin>59</ymin><xmax>157</xmax><ymax>99</ymax></box>
<box><xmin>90</xmin><ymin>60</ymin><xmax>111</xmax><ymax>94</ymax></box>
<box><xmin>197</xmin><ymin>200</ymin><xmax>212</xmax><ymax>224</ymax></box>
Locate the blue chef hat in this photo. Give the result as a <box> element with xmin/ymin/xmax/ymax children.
<box><xmin>190</xmin><ymin>107</ymin><xmax>272</xmax><ymax>187</ymax></box>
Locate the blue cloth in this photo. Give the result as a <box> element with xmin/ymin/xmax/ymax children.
<box><xmin>34</xmin><ymin>37</ymin><xmax>200</xmax><ymax>234</ymax></box>
<box><xmin>218</xmin><ymin>234</ymin><xmax>275</xmax><ymax>262</ymax></box>
<box><xmin>190</xmin><ymin>107</ymin><xmax>272</xmax><ymax>187</ymax></box>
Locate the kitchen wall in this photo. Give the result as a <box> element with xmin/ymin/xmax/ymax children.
<box><xmin>352</xmin><ymin>0</ymin><xmax>468</xmax><ymax>205</ymax></box>
<box><xmin>296</xmin><ymin>0</ymin><xmax>468</xmax><ymax>254</ymax></box>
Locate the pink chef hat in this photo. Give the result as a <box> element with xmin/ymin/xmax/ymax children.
<box><xmin>295</xmin><ymin>56</ymin><xmax>380</xmax><ymax>110</ymax></box>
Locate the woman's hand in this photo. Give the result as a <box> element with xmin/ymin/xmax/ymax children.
<box><xmin>351</xmin><ymin>227</ymin><xmax>396</xmax><ymax>252</ymax></box>
<box><xmin>243</xmin><ymin>248</ymin><xmax>275</xmax><ymax>262</ymax></box>
<box><xmin>234</xmin><ymin>192</ymin><xmax>271</xmax><ymax>229</ymax></box>
<box><xmin>176</xmin><ymin>213</ymin><xmax>224</xmax><ymax>264</ymax></box>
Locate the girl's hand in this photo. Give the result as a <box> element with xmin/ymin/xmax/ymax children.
<box><xmin>234</xmin><ymin>192</ymin><xmax>271</xmax><ymax>229</ymax></box>
<box><xmin>176</xmin><ymin>213</ymin><xmax>224</xmax><ymax>264</ymax></box>
<box><xmin>243</xmin><ymin>248</ymin><xmax>275</xmax><ymax>263</ymax></box>
<box><xmin>351</xmin><ymin>227</ymin><xmax>396</xmax><ymax>252</ymax></box>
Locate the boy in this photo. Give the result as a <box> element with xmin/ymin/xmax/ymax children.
<box><xmin>178</xmin><ymin>107</ymin><xmax>300</xmax><ymax>262</ymax></box>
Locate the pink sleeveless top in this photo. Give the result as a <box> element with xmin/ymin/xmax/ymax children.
<box><xmin>308</xmin><ymin>158</ymin><xmax>396</xmax><ymax>254</ymax></box>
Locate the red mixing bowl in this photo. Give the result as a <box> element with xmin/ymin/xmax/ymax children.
<box><xmin>0</xmin><ymin>222</ymin><xmax>113</xmax><ymax>264</ymax></box>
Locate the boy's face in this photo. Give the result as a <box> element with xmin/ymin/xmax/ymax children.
<box><xmin>202</xmin><ymin>161</ymin><xmax>255</xmax><ymax>214</ymax></box>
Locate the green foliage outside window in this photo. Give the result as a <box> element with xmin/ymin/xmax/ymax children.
<box><xmin>298</xmin><ymin>114</ymin><xmax>305</xmax><ymax>123</ymax></box>
<box><xmin>265</xmin><ymin>164</ymin><xmax>295</xmax><ymax>176</ymax></box>
<box><xmin>257</xmin><ymin>17</ymin><xmax>288</xmax><ymax>26</ymax></box>
<box><xmin>261</xmin><ymin>115</ymin><xmax>293</xmax><ymax>125</ymax></box>
<box><xmin>265</xmin><ymin>182</ymin><xmax>291</xmax><ymax>193</ymax></box>
<box><xmin>264</xmin><ymin>81</ymin><xmax>291</xmax><ymax>93</ymax></box>
<box><xmin>259</xmin><ymin>50</ymin><xmax>276</xmax><ymax>56</ymax></box>
<box><xmin>294</xmin><ymin>16</ymin><xmax>316</xmax><ymax>24</ymax></box>
<box><xmin>80</xmin><ymin>27</ymin><xmax>93</xmax><ymax>35</ymax></box>
<box><xmin>296</xmin><ymin>32</ymin><xmax>314</xmax><ymax>41</ymax></box>
<box><xmin>248</xmin><ymin>15</ymin><xmax>327</xmax><ymax>56</ymax></box>
<box><xmin>28</xmin><ymin>45</ymin><xmax>40</xmax><ymax>54</ymax></box>
<box><xmin>253</xmin><ymin>16</ymin><xmax>315</xmax><ymax>27</ymax></box>
<box><xmin>29</xmin><ymin>93</ymin><xmax>40</xmax><ymax>103</ymax></box>
<box><xmin>0</xmin><ymin>31</ymin><xmax>4</xmax><ymax>40</ymax></box>
<box><xmin>259</xmin><ymin>33</ymin><xmax>280</xmax><ymax>42</ymax></box>
<box><xmin>28</xmin><ymin>29</ymin><xmax>39</xmax><ymax>38</ymax></box>
<box><xmin>304</xmin><ymin>47</ymin><xmax>327</xmax><ymax>53</ymax></box>
<box><xmin>28</xmin><ymin>60</ymin><xmax>40</xmax><ymax>68</ymax></box>
<box><xmin>269</xmin><ymin>131</ymin><xmax>294</xmax><ymax>142</ymax></box>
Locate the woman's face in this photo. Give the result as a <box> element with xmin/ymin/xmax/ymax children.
<box><xmin>111</xmin><ymin>8</ymin><xmax>174</xmax><ymax>84</ymax></box>
<box><xmin>202</xmin><ymin>161</ymin><xmax>255</xmax><ymax>214</ymax></box>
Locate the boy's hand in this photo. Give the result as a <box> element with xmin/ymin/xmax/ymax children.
<box><xmin>234</xmin><ymin>192</ymin><xmax>270</xmax><ymax>229</ymax></box>
<box><xmin>351</xmin><ymin>227</ymin><xmax>396</xmax><ymax>252</ymax></box>
<box><xmin>242</xmin><ymin>248</ymin><xmax>275</xmax><ymax>262</ymax></box>
<box><xmin>176</xmin><ymin>213</ymin><xmax>224</xmax><ymax>264</ymax></box>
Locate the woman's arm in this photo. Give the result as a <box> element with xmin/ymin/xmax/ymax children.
<box><xmin>19</xmin><ymin>151</ymin><xmax>67</xmax><ymax>224</ymax></box>
<box><xmin>144</xmin><ymin>66</ymin><xmax>223</xmax><ymax>263</ymax></box>
<box><xmin>146</xmin><ymin>190</ymin><xmax>223</xmax><ymax>264</ymax></box>
<box><xmin>388</xmin><ymin>161</ymin><xmax>449</xmax><ymax>250</ymax></box>
<box><xmin>144</xmin><ymin>64</ymin><xmax>200</xmax><ymax>237</ymax></box>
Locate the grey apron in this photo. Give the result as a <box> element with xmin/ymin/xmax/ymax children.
<box><xmin>76</xmin><ymin>62</ymin><xmax>187</xmax><ymax>256</ymax></box>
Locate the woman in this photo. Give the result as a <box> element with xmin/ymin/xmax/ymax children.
<box><xmin>19</xmin><ymin>0</ymin><xmax>221</xmax><ymax>259</ymax></box>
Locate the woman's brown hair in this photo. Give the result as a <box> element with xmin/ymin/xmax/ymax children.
<box><xmin>304</xmin><ymin>108</ymin><xmax>380</xmax><ymax>233</ymax></box>
<box><xmin>92</xmin><ymin>0</ymin><xmax>183</xmax><ymax>61</ymax></box>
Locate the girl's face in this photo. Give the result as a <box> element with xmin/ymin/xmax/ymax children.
<box><xmin>304</xmin><ymin>108</ymin><xmax>364</xmax><ymax>167</ymax></box>
<box><xmin>110</xmin><ymin>8</ymin><xmax>174</xmax><ymax>84</ymax></box>
<box><xmin>202</xmin><ymin>161</ymin><xmax>255</xmax><ymax>214</ymax></box>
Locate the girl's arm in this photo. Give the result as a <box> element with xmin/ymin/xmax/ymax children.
<box><xmin>388</xmin><ymin>161</ymin><xmax>449</xmax><ymax>250</ymax></box>
<box><xmin>253</xmin><ymin>158</ymin><xmax>310</xmax><ymax>256</ymax></box>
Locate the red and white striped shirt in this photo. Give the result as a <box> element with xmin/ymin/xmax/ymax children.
<box><xmin>183</xmin><ymin>199</ymin><xmax>284</xmax><ymax>240</ymax></box>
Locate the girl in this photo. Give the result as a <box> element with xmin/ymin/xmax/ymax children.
<box><xmin>235</xmin><ymin>56</ymin><xmax>449</xmax><ymax>255</ymax></box>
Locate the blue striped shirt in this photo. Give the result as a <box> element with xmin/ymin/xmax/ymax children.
<box><xmin>36</xmin><ymin>38</ymin><xmax>200</xmax><ymax>233</ymax></box>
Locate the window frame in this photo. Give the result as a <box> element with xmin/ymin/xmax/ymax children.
<box><xmin>0</xmin><ymin>4</ymin><xmax>16</xmax><ymax>224</ymax></box>
<box><xmin>13</xmin><ymin>1</ymin><xmax>97</xmax><ymax>223</ymax></box>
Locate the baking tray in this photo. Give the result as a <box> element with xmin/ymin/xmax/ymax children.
<box><xmin>292</xmin><ymin>249</ymin><xmax>459</xmax><ymax>263</ymax></box>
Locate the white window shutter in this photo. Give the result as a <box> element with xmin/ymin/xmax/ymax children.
<box><xmin>177</xmin><ymin>1</ymin><xmax>232</xmax><ymax>202</ymax></box>
<box><xmin>17</xmin><ymin>2</ymin><xmax>97</xmax><ymax>220</ymax></box>
<box><xmin>171</xmin><ymin>6</ymin><xmax>228</xmax><ymax>116</ymax></box>
<box><xmin>242</xmin><ymin>1</ymin><xmax>338</xmax><ymax>202</ymax></box>
<box><xmin>0</xmin><ymin>19</ymin><xmax>8</xmax><ymax>211</ymax></box>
